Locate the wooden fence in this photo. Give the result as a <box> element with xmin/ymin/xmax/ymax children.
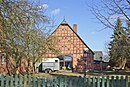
<box><xmin>0</xmin><ymin>74</ymin><xmax>129</xmax><ymax>87</ymax></box>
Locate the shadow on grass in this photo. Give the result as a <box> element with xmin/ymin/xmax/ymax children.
<box><xmin>86</xmin><ymin>71</ymin><xmax>130</xmax><ymax>76</ymax></box>
<box><xmin>49</xmin><ymin>71</ymin><xmax>130</xmax><ymax>78</ymax></box>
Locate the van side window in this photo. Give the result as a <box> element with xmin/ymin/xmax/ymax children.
<box><xmin>55</xmin><ymin>60</ymin><xmax>58</xmax><ymax>62</ymax></box>
<box><xmin>1</xmin><ymin>54</ymin><xmax>4</xmax><ymax>64</ymax></box>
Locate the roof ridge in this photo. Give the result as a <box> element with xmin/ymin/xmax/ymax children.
<box><xmin>61</xmin><ymin>18</ymin><xmax>67</xmax><ymax>24</ymax></box>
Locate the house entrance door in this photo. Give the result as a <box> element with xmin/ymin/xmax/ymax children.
<box><xmin>58</xmin><ymin>56</ymin><xmax>72</xmax><ymax>70</ymax></box>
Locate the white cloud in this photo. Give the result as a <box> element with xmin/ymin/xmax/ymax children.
<box><xmin>91</xmin><ymin>32</ymin><xmax>95</xmax><ymax>35</ymax></box>
<box><xmin>51</xmin><ymin>8</ymin><xmax>61</xmax><ymax>15</ymax></box>
<box><xmin>39</xmin><ymin>4</ymin><xmax>48</xmax><ymax>9</ymax></box>
<box><xmin>109</xmin><ymin>15</ymin><xmax>126</xmax><ymax>20</ymax></box>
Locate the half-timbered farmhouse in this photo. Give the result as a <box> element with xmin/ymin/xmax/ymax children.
<box><xmin>45</xmin><ymin>19</ymin><xmax>94</xmax><ymax>72</ymax></box>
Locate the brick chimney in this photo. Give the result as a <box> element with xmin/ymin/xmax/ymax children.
<box><xmin>73</xmin><ymin>24</ymin><xmax>77</xmax><ymax>33</ymax></box>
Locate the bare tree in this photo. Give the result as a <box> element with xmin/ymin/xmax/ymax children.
<box><xmin>90</xmin><ymin>0</ymin><xmax>130</xmax><ymax>29</ymax></box>
<box><xmin>0</xmin><ymin>0</ymin><xmax>57</xmax><ymax>74</ymax></box>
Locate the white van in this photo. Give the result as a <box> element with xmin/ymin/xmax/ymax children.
<box><xmin>42</xmin><ymin>58</ymin><xmax>59</xmax><ymax>73</ymax></box>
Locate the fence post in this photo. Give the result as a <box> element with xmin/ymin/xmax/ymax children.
<box><xmin>14</xmin><ymin>74</ymin><xmax>18</xmax><ymax>87</ymax></box>
<box><xmin>37</xmin><ymin>76</ymin><xmax>41</xmax><ymax>87</ymax></box>
<box><xmin>121</xmin><ymin>76</ymin><xmax>124</xmax><ymax>87</ymax></box>
<box><xmin>82</xmin><ymin>77</ymin><xmax>87</xmax><ymax>87</ymax></box>
<box><xmin>41</xmin><ymin>77</ymin><xmax>46</xmax><ymax>87</ymax></box>
<box><xmin>32</xmin><ymin>76</ymin><xmax>36</xmax><ymax>87</ymax></box>
<box><xmin>77</xmin><ymin>77</ymin><xmax>82</xmax><ymax>87</ymax></box>
<box><xmin>5</xmin><ymin>74</ymin><xmax>9</xmax><ymax>87</ymax></box>
<box><xmin>106</xmin><ymin>76</ymin><xmax>109</xmax><ymax>87</ymax></box>
<box><xmin>72</xmin><ymin>77</ymin><xmax>75</xmax><ymax>87</ymax></box>
<box><xmin>68</xmin><ymin>77</ymin><xmax>73</xmax><ymax>87</ymax></box>
<box><xmin>48</xmin><ymin>78</ymin><xmax>53</xmax><ymax>87</ymax></box>
<box><xmin>115</xmin><ymin>76</ymin><xmax>119</xmax><ymax>87</ymax></box>
<box><xmin>125</xmin><ymin>76</ymin><xmax>128</xmax><ymax>87</ymax></box>
<box><xmin>59</xmin><ymin>77</ymin><xmax>63</xmax><ymax>87</ymax></box>
<box><xmin>63</xmin><ymin>77</ymin><xmax>67</xmax><ymax>87</ymax></box>
<box><xmin>23</xmin><ymin>75</ymin><xmax>27</xmax><ymax>87</ymax></box>
<box><xmin>28</xmin><ymin>75</ymin><xmax>32</xmax><ymax>86</ymax></box>
<box><xmin>97</xmin><ymin>76</ymin><xmax>100</xmax><ymax>87</ymax></box>
<box><xmin>111</xmin><ymin>76</ymin><xmax>114</xmax><ymax>87</ymax></box>
<box><xmin>92</xmin><ymin>76</ymin><xmax>95</xmax><ymax>87</ymax></box>
<box><xmin>1</xmin><ymin>74</ymin><xmax>5</xmax><ymax>87</ymax></box>
<box><xmin>88</xmin><ymin>76</ymin><xmax>91</xmax><ymax>87</ymax></box>
<box><xmin>73</xmin><ymin>77</ymin><xmax>78</xmax><ymax>87</ymax></box>
<box><xmin>102</xmin><ymin>76</ymin><xmax>105</xmax><ymax>87</ymax></box>
<box><xmin>55</xmin><ymin>77</ymin><xmax>59</xmax><ymax>87</ymax></box>
<box><xmin>10</xmin><ymin>75</ymin><xmax>14</xmax><ymax>87</ymax></box>
<box><xmin>19</xmin><ymin>74</ymin><xmax>23</xmax><ymax>87</ymax></box>
<box><xmin>81</xmin><ymin>77</ymin><xmax>84</xmax><ymax>87</ymax></box>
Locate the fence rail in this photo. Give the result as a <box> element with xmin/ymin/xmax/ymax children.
<box><xmin>0</xmin><ymin>74</ymin><xmax>129</xmax><ymax>87</ymax></box>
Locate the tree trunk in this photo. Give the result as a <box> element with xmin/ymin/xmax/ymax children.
<box><xmin>121</xmin><ymin>58</ymin><xmax>126</xmax><ymax>70</ymax></box>
<box><xmin>25</xmin><ymin>60</ymin><xmax>30</xmax><ymax>75</ymax></box>
<box><xmin>33</xmin><ymin>63</ymin><xmax>36</xmax><ymax>73</ymax></box>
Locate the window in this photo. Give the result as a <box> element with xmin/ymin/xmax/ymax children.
<box><xmin>55</xmin><ymin>60</ymin><xmax>58</xmax><ymax>62</ymax></box>
<box><xmin>1</xmin><ymin>54</ymin><xmax>4</xmax><ymax>64</ymax></box>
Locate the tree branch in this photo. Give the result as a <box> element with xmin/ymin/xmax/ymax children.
<box><xmin>126</xmin><ymin>0</ymin><xmax>130</xmax><ymax>4</ymax></box>
<box><xmin>113</xmin><ymin>0</ymin><xmax>130</xmax><ymax>21</ymax></box>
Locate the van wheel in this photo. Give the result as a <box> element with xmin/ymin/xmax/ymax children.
<box><xmin>48</xmin><ymin>69</ymin><xmax>52</xmax><ymax>73</ymax></box>
<box><xmin>45</xmin><ymin>69</ymin><xmax>52</xmax><ymax>73</ymax></box>
<box><xmin>45</xmin><ymin>70</ymin><xmax>48</xmax><ymax>73</ymax></box>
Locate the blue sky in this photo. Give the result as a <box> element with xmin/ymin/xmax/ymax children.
<box><xmin>38</xmin><ymin>0</ymin><xmax>113</xmax><ymax>53</ymax></box>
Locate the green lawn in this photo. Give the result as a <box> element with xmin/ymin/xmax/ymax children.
<box><xmin>33</xmin><ymin>71</ymin><xmax>130</xmax><ymax>78</ymax></box>
<box><xmin>51</xmin><ymin>72</ymin><xmax>83</xmax><ymax>77</ymax></box>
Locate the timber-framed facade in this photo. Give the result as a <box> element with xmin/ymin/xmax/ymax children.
<box><xmin>45</xmin><ymin>19</ymin><xmax>94</xmax><ymax>72</ymax></box>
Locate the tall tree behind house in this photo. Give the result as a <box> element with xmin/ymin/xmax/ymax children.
<box><xmin>109</xmin><ymin>18</ymin><xmax>130</xmax><ymax>69</ymax></box>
